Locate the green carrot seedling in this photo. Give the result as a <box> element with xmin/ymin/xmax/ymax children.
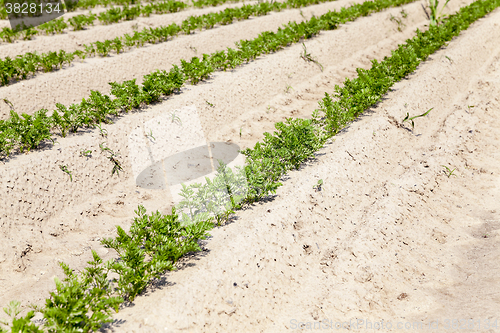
<box><xmin>0</xmin><ymin>300</ymin><xmax>40</xmax><ymax>332</ymax></box>
<box><xmin>1</xmin><ymin>300</ymin><xmax>21</xmax><ymax>321</ymax></box>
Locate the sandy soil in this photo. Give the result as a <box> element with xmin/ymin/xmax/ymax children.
<box><xmin>1</xmin><ymin>0</ymin><xmax>499</xmax><ymax>331</ymax></box>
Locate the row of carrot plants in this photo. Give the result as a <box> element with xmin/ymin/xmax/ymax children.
<box><xmin>0</xmin><ymin>0</ymin><xmax>187</xmax><ymax>41</ymax></box>
<box><xmin>2</xmin><ymin>0</ymin><xmax>500</xmax><ymax>331</ymax></box>
<box><xmin>0</xmin><ymin>0</ymin><xmax>249</xmax><ymax>41</ymax></box>
<box><xmin>0</xmin><ymin>0</ymin><xmax>194</xmax><ymax>19</ymax></box>
<box><xmin>0</xmin><ymin>0</ymin><xmax>417</xmax><ymax>157</ymax></box>
<box><xmin>0</xmin><ymin>0</ymin><xmax>338</xmax><ymax>84</ymax></box>
<box><xmin>191</xmin><ymin>0</ymin><xmax>245</xmax><ymax>8</ymax></box>
<box><xmin>0</xmin><ymin>0</ymin><xmax>247</xmax><ymax>30</ymax></box>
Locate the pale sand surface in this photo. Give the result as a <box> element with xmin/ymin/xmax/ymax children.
<box><xmin>0</xmin><ymin>0</ymin><xmax>499</xmax><ymax>332</ymax></box>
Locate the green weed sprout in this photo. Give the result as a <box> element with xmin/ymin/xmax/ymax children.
<box><xmin>96</xmin><ymin>123</ymin><xmax>107</xmax><ymax>137</ymax></box>
<box><xmin>145</xmin><ymin>129</ymin><xmax>155</xmax><ymax>142</ymax></box>
<box><xmin>59</xmin><ymin>165</ymin><xmax>73</xmax><ymax>181</ymax></box>
<box><xmin>2</xmin><ymin>98</ymin><xmax>14</xmax><ymax>110</ymax></box>
<box><xmin>99</xmin><ymin>143</ymin><xmax>123</xmax><ymax>176</ymax></box>
<box><xmin>285</xmin><ymin>84</ymin><xmax>294</xmax><ymax>93</ymax></box>
<box><xmin>99</xmin><ymin>142</ymin><xmax>112</xmax><ymax>154</ymax></box>
<box><xmin>402</xmin><ymin>107</ymin><xmax>433</xmax><ymax>129</ymax></box>
<box><xmin>441</xmin><ymin>165</ymin><xmax>456</xmax><ymax>178</ymax></box>
<box><xmin>429</xmin><ymin>0</ymin><xmax>451</xmax><ymax>26</ymax></box>
<box><xmin>169</xmin><ymin>110</ymin><xmax>182</xmax><ymax>126</ymax></box>
<box><xmin>300</xmin><ymin>43</ymin><xmax>324</xmax><ymax>71</ymax></box>
<box><xmin>206</xmin><ymin>101</ymin><xmax>214</xmax><ymax>107</ymax></box>
<box><xmin>110</xmin><ymin>156</ymin><xmax>124</xmax><ymax>176</ymax></box>
<box><xmin>266</xmin><ymin>105</ymin><xmax>276</xmax><ymax>113</ymax></box>
<box><xmin>390</xmin><ymin>13</ymin><xmax>406</xmax><ymax>32</ymax></box>
<box><xmin>80</xmin><ymin>149</ymin><xmax>92</xmax><ymax>157</ymax></box>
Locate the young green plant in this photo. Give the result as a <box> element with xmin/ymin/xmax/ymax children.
<box><xmin>402</xmin><ymin>107</ymin><xmax>433</xmax><ymax>129</ymax></box>
<box><xmin>145</xmin><ymin>129</ymin><xmax>155</xmax><ymax>142</ymax></box>
<box><xmin>2</xmin><ymin>98</ymin><xmax>14</xmax><ymax>110</ymax></box>
<box><xmin>169</xmin><ymin>110</ymin><xmax>182</xmax><ymax>126</ymax></box>
<box><xmin>313</xmin><ymin>179</ymin><xmax>323</xmax><ymax>192</ymax></box>
<box><xmin>99</xmin><ymin>143</ymin><xmax>124</xmax><ymax>176</ymax></box>
<box><xmin>390</xmin><ymin>13</ymin><xmax>406</xmax><ymax>31</ymax></box>
<box><xmin>0</xmin><ymin>300</ymin><xmax>42</xmax><ymax>333</ymax></box>
<box><xmin>266</xmin><ymin>105</ymin><xmax>276</xmax><ymax>113</ymax></box>
<box><xmin>441</xmin><ymin>165</ymin><xmax>456</xmax><ymax>178</ymax></box>
<box><xmin>59</xmin><ymin>165</ymin><xmax>73</xmax><ymax>181</ymax></box>
<box><xmin>300</xmin><ymin>43</ymin><xmax>324</xmax><ymax>71</ymax></box>
<box><xmin>428</xmin><ymin>0</ymin><xmax>451</xmax><ymax>25</ymax></box>
<box><xmin>80</xmin><ymin>149</ymin><xmax>92</xmax><ymax>157</ymax></box>
<box><xmin>96</xmin><ymin>123</ymin><xmax>108</xmax><ymax>137</ymax></box>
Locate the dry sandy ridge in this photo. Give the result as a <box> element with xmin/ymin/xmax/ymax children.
<box><xmin>0</xmin><ymin>0</ymin><xmax>499</xmax><ymax>331</ymax></box>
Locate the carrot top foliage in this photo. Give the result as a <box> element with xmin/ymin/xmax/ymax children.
<box><xmin>0</xmin><ymin>0</ymin><xmax>416</xmax><ymax>82</ymax></box>
<box><xmin>0</xmin><ymin>0</ymin><xmax>418</xmax><ymax>159</ymax></box>
<box><xmin>1</xmin><ymin>0</ymin><xmax>500</xmax><ymax>331</ymax></box>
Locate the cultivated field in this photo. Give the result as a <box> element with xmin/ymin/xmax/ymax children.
<box><xmin>0</xmin><ymin>0</ymin><xmax>499</xmax><ymax>331</ymax></box>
